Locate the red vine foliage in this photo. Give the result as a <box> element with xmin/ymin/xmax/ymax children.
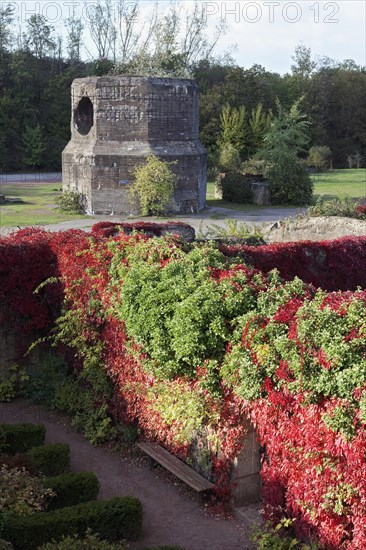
<box><xmin>1</xmin><ymin>225</ymin><xmax>365</xmax><ymax>549</ymax></box>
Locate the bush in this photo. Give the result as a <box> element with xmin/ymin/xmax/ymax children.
<box><xmin>308</xmin><ymin>145</ymin><xmax>332</xmax><ymax>172</ymax></box>
<box><xmin>1</xmin><ymin>496</ymin><xmax>143</xmax><ymax>549</ymax></box>
<box><xmin>216</xmin><ymin>172</ymin><xmax>252</xmax><ymax>203</ymax></box>
<box><xmin>0</xmin><ymin>465</ymin><xmax>54</xmax><ymax>515</ymax></box>
<box><xmin>265</xmin><ymin>159</ymin><xmax>313</xmax><ymax>205</ymax></box>
<box><xmin>0</xmin><ymin>365</ymin><xmax>29</xmax><ymax>402</ymax></box>
<box><xmin>218</xmin><ymin>144</ymin><xmax>241</xmax><ymax>172</ymax></box>
<box><xmin>27</xmin><ymin>444</ymin><xmax>70</xmax><ymax>476</ymax></box>
<box><xmin>128</xmin><ymin>153</ymin><xmax>177</xmax><ymax>216</ymax></box>
<box><xmin>56</xmin><ymin>190</ymin><xmax>83</xmax><ymax>213</ymax></box>
<box><xmin>0</xmin><ymin>424</ymin><xmax>46</xmax><ymax>455</ymax></box>
<box><xmin>26</xmin><ymin>353</ymin><xmax>69</xmax><ymax>407</ymax></box>
<box><xmin>38</xmin><ymin>530</ymin><xmax>126</xmax><ymax>549</ymax></box>
<box><xmin>45</xmin><ymin>472</ymin><xmax>100</xmax><ymax>510</ymax></box>
<box><xmin>307</xmin><ymin>195</ymin><xmax>366</xmax><ymax>219</ymax></box>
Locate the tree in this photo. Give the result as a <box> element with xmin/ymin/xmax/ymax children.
<box><xmin>65</xmin><ymin>16</ymin><xmax>83</xmax><ymax>62</ymax></box>
<box><xmin>291</xmin><ymin>44</ymin><xmax>317</xmax><ymax>79</ymax></box>
<box><xmin>258</xmin><ymin>99</ymin><xmax>313</xmax><ymax>205</ymax></box>
<box><xmin>86</xmin><ymin>0</ymin><xmax>117</xmax><ymax>61</ymax></box>
<box><xmin>218</xmin><ymin>104</ymin><xmax>246</xmax><ymax>159</ymax></box>
<box><xmin>114</xmin><ymin>1</ymin><xmax>227</xmax><ymax>77</ymax></box>
<box><xmin>23</xmin><ymin>15</ymin><xmax>56</xmax><ymax>58</ymax></box>
<box><xmin>247</xmin><ymin>103</ymin><xmax>272</xmax><ymax>158</ymax></box>
<box><xmin>22</xmin><ymin>123</ymin><xmax>46</xmax><ymax>168</ymax></box>
<box><xmin>0</xmin><ymin>3</ymin><xmax>14</xmax><ymax>52</ymax></box>
<box><xmin>129</xmin><ymin>153</ymin><xmax>177</xmax><ymax>215</ymax></box>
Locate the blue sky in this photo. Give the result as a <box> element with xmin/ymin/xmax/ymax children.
<box><xmin>13</xmin><ymin>1</ymin><xmax>366</xmax><ymax>73</ymax></box>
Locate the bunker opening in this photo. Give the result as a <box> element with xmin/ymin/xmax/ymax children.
<box><xmin>75</xmin><ymin>96</ymin><xmax>94</xmax><ymax>135</ymax></box>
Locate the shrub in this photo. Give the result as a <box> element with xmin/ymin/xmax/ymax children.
<box><xmin>197</xmin><ymin>218</ymin><xmax>265</xmax><ymax>244</ymax></box>
<box><xmin>216</xmin><ymin>172</ymin><xmax>252</xmax><ymax>203</ymax></box>
<box><xmin>0</xmin><ymin>465</ymin><xmax>54</xmax><ymax>515</ymax></box>
<box><xmin>308</xmin><ymin>145</ymin><xmax>332</xmax><ymax>172</ymax></box>
<box><xmin>128</xmin><ymin>153</ymin><xmax>177</xmax><ymax>216</ymax></box>
<box><xmin>27</xmin><ymin>444</ymin><xmax>70</xmax><ymax>476</ymax></box>
<box><xmin>38</xmin><ymin>530</ymin><xmax>126</xmax><ymax>549</ymax></box>
<box><xmin>56</xmin><ymin>190</ymin><xmax>83</xmax><ymax>213</ymax></box>
<box><xmin>218</xmin><ymin>144</ymin><xmax>241</xmax><ymax>172</ymax></box>
<box><xmin>0</xmin><ymin>424</ymin><xmax>46</xmax><ymax>455</ymax></box>
<box><xmin>45</xmin><ymin>472</ymin><xmax>100</xmax><ymax>510</ymax></box>
<box><xmin>26</xmin><ymin>353</ymin><xmax>69</xmax><ymax>407</ymax></box>
<box><xmin>0</xmin><ymin>365</ymin><xmax>29</xmax><ymax>402</ymax></box>
<box><xmin>355</xmin><ymin>202</ymin><xmax>366</xmax><ymax>219</ymax></box>
<box><xmin>1</xmin><ymin>496</ymin><xmax>143</xmax><ymax>549</ymax></box>
<box><xmin>307</xmin><ymin>194</ymin><xmax>359</xmax><ymax>217</ymax></box>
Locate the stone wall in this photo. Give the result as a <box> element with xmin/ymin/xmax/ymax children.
<box><xmin>265</xmin><ymin>216</ymin><xmax>366</xmax><ymax>243</ymax></box>
<box><xmin>62</xmin><ymin>76</ymin><xmax>207</xmax><ymax>215</ymax></box>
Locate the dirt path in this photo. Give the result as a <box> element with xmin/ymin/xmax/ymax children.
<box><xmin>0</xmin><ymin>399</ymin><xmax>260</xmax><ymax>550</ymax></box>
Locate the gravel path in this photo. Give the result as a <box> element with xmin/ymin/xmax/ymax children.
<box><xmin>0</xmin><ymin>399</ymin><xmax>260</xmax><ymax>550</ymax></box>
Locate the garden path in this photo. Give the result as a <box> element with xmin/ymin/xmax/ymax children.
<box><xmin>0</xmin><ymin>399</ymin><xmax>260</xmax><ymax>550</ymax></box>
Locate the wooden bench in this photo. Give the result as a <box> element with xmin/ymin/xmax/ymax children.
<box><xmin>138</xmin><ymin>441</ymin><xmax>214</xmax><ymax>503</ymax></box>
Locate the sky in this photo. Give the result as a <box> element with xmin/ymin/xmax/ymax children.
<box><xmin>11</xmin><ymin>0</ymin><xmax>366</xmax><ymax>74</ymax></box>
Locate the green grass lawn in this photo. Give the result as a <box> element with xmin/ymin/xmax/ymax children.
<box><xmin>1</xmin><ymin>169</ymin><xmax>365</xmax><ymax>228</ymax></box>
<box><xmin>206</xmin><ymin>169</ymin><xmax>366</xmax><ymax>211</ymax></box>
<box><xmin>0</xmin><ymin>183</ymin><xmax>87</xmax><ymax>228</ymax></box>
<box><xmin>310</xmin><ymin>169</ymin><xmax>366</xmax><ymax>200</ymax></box>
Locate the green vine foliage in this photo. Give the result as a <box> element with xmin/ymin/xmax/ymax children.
<box><xmin>109</xmin><ymin>240</ymin><xmax>265</xmax><ymax>380</ymax></box>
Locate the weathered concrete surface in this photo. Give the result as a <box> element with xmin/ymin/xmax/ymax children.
<box><xmin>231</xmin><ymin>423</ymin><xmax>262</xmax><ymax>506</ymax></box>
<box><xmin>265</xmin><ymin>216</ymin><xmax>366</xmax><ymax>243</ymax></box>
<box><xmin>62</xmin><ymin>76</ymin><xmax>207</xmax><ymax>216</ymax></box>
<box><xmin>250</xmin><ymin>181</ymin><xmax>270</xmax><ymax>206</ymax></box>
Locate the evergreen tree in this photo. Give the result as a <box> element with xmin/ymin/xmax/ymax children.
<box><xmin>258</xmin><ymin>99</ymin><xmax>313</xmax><ymax>205</ymax></box>
<box><xmin>22</xmin><ymin>123</ymin><xmax>46</xmax><ymax>168</ymax></box>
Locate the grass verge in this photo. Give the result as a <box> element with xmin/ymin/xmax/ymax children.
<box><xmin>0</xmin><ymin>183</ymin><xmax>87</xmax><ymax>227</ymax></box>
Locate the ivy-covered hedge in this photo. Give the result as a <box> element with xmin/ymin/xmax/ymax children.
<box><xmin>1</xmin><ymin>225</ymin><xmax>366</xmax><ymax>549</ymax></box>
<box><xmin>0</xmin><ymin>424</ymin><xmax>45</xmax><ymax>455</ymax></box>
<box><xmin>219</xmin><ymin>235</ymin><xmax>366</xmax><ymax>291</ymax></box>
<box><xmin>0</xmin><ymin>496</ymin><xmax>143</xmax><ymax>549</ymax></box>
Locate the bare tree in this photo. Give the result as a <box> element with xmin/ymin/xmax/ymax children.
<box><xmin>23</xmin><ymin>14</ymin><xmax>56</xmax><ymax>58</ymax></box>
<box><xmin>86</xmin><ymin>0</ymin><xmax>117</xmax><ymax>61</ymax></box>
<box><xmin>115</xmin><ymin>1</ymin><xmax>159</xmax><ymax>65</ymax></box>
<box><xmin>66</xmin><ymin>16</ymin><xmax>83</xmax><ymax>62</ymax></box>
<box><xmin>0</xmin><ymin>3</ymin><xmax>14</xmax><ymax>52</ymax></box>
<box><xmin>114</xmin><ymin>0</ymin><xmax>227</xmax><ymax>77</ymax></box>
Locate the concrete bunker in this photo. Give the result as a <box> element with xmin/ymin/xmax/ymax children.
<box><xmin>62</xmin><ymin>75</ymin><xmax>207</xmax><ymax>215</ymax></box>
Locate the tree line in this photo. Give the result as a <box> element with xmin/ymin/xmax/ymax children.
<box><xmin>0</xmin><ymin>1</ymin><xmax>365</xmax><ymax>172</ymax></box>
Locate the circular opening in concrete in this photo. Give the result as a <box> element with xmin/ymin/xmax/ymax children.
<box><xmin>74</xmin><ymin>96</ymin><xmax>94</xmax><ymax>135</ymax></box>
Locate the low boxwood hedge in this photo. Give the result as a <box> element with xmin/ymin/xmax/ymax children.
<box><xmin>27</xmin><ymin>443</ymin><xmax>70</xmax><ymax>476</ymax></box>
<box><xmin>1</xmin><ymin>496</ymin><xmax>143</xmax><ymax>549</ymax></box>
<box><xmin>45</xmin><ymin>472</ymin><xmax>99</xmax><ymax>510</ymax></box>
<box><xmin>37</xmin><ymin>530</ymin><xmax>126</xmax><ymax>549</ymax></box>
<box><xmin>0</xmin><ymin>424</ymin><xmax>45</xmax><ymax>455</ymax></box>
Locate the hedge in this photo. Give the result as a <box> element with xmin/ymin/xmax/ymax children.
<box><xmin>45</xmin><ymin>472</ymin><xmax>100</xmax><ymax>510</ymax></box>
<box><xmin>0</xmin><ymin>424</ymin><xmax>45</xmax><ymax>455</ymax></box>
<box><xmin>1</xmin><ymin>496</ymin><xmax>143</xmax><ymax>549</ymax></box>
<box><xmin>27</xmin><ymin>444</ymin><xmax>70</xmax><ymax>476</ymax></box>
